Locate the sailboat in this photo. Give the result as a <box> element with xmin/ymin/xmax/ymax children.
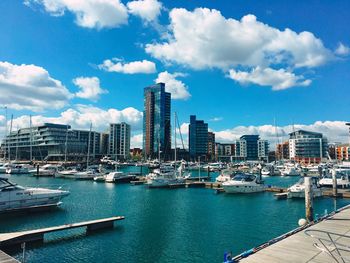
<box><xmin>147</xmin><ymin>112</ymin><xmax>190</xmax><ymax>188</ymax></box>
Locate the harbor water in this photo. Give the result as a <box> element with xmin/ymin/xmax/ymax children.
<box><xmin>1</xmin><ymin>169</ymin><xmax>349</xmax><ymax>262</ymax></box>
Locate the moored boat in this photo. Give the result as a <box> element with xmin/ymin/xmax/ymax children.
<box><xmin>0</xmin><ymin>176</ymin><xmax>69</xmax><ymax>213</ymax></box>
<box><xmin>222</xmin><ymin>173</ymin><xmax>265</xmax><ymax>193</ymax></box>
<box><xmin>287</xmin><ymin>177</ymin><xmax>322</xmax><ymax>198</ymax></box>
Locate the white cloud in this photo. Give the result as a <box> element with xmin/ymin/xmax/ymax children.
<box><xmin>0</xmin><ymin>61</ymin><xmax>72</xmax><ymax>112</ymax></box>
<box><xmin>177</xmin><ymin>122</ymin><xmax>189</xmax><ymax>135</ymax></box>
<box><xmin>155</xmin><ymin>71</ymin><xmax>191</xmax><ymax>100</ymax></box>
<box><xmin>146</xmin><ymin>9</ymin><xmax>332</xmax><ymax>70</ymax></box>
<box><xmin>10</xmin><ymin>104</ymin><xmax>143</xmax><ymax>133</ymax></box>
<box><xmin>127</xmin><ymin>0</ymin><xmax>162</xmax><ymax>22</ymax></box>
<box><xmin>25</xmin><ymin>0</ymin><xmax>128</xmax><ymax>29</ymax></box>
<box><xmin>335</xmin><ymin>42</ymin><xmax>350</xmax><ymax>56</ymax></box>
<box><xmin>228</xmin><ymin>67</ymin><xmax>311</xmax><ymax>90</ymax></box>
<box><xmin>73</xmin><ymin>77</ymin><xmax>108</xmax><ymax>102</ymax></box>
<box><xmin>130</xmin><ymin>133</ymin><xmax>143</xmax><ymax>148</ymax></box>
<box><xmin>99</xmin><ymin>58</ymin><xmax>156</xmax><ymax>74</ymax></box>
<box><xmin>214</xmin><ymin>121</ymin><xmax>350</xmax><ymax>148</ymax></box>
<box><xmin>146</xmin><ymin>8</ymin><xmax>333</xmax><ymax>90</ymax></box>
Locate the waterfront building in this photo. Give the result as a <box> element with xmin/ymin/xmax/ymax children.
<box><xmin>109</xmin><ymin>123</ymin><xmax>131</xmax><ymax>160</ymax></box>
<box><xmin>143</xmin><ymin>83</ymin><xmax>171</xmax><ymax>159</ymax></box>
<box><xmin>215</xmin><ymin>138</ymin><xmax>269</xmax><ymax>162</ymax></box>
<box><xmin>268</xmin><ymin>151</ymin><xmax>276</xmax><ymax>162</ymax></box>
<box><xmin>234</xmin><ymin>135</ymin><xmax>269</xmax><ymax>161</ymax></box>
<box><xmin>169</xmin><ymin>148</ymin><xmax>190</xmax><ymax>161</ymax></box>
<box><xmin>276</xmin><ymin>141</ymin><xmax>290</xmax><ymax>160</ymax></box>
<box><xmin>100</xmin><ymin>132</ymin><xmax>109</xmax><ymax>156</ymax></box>
<box><xmin>222</xmin><ymin>143</ymin><xmax>235</xmax><ymax>156</ymax></box>
<box><xmin>258</xmin><ymin>140</ymin><xmax>269</xmax><ymax>161</ymax></box>
<box><xmin>207</xmin><ymin>132</ymin><xmax>216</xmax><ymax>160</ymax></box>
<box><xmin>215</xmin><ymin>143</ymin><xmax>241</xmax><ymax>162</ymax></box>
<box><xmin>0</xmin><ymin>123</ymin><xmax>88</xmax><ymax>161</ymax></box>
<box><xmin>289</xmin><ymin>130</ymin><xmax>328</xmax><ymax>164</ymax></box>
<box><xmin>215</xmin><ymin>143</ymin><xmax>223</xmax><ymax>159</ymax></box>
<box><xmin>236</xmin><ymin>135</ymin><xmax>258</xmax><ymax>160</ymax></box>
<box><xmin>189</xmin><ymin>115</ymin><xmax>208</xmax><ymax>160</ymax></box>
<box><xmin>75</xmin><ymin>130</ymin><xmax>101</xmax><ymax>158</ymax></box>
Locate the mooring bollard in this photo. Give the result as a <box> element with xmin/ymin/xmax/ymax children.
<box><xmin>332</xmin><ymin>169</ymin><xmax>337</xmax><ymax>197</ymax></box>
<box><xmin>304</xmin><ymin>177</ymin><xmax>314</xmax><ymax>222</ymax></box>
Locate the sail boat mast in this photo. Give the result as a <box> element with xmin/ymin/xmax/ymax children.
<box><xmin>64</xmin><ymin>125</ymin><xmax>68</xmax><ymax>164</ymax></box>
<box><xmin>29</xmin><ymin>115</ymin><xmax>32</xmax><ymax>162</ymax></box>
<box><xmin>87</xmin><ymin>123</ymin><xmax>92</xmax><ymax>168</ymax></box>
<box><xmin>3</xmin><ymin>106</ymin><xmax>7</xmax><ymax>161</ymax></box>
<box><xmin>8</xmin><ymin>114</ymin><xmax>13</xmax><ymax>162</ymax></box>
<box><xmin>174</xmin><ymin>112</ymin><xmax>177</xmax><ymax>174</ymax></box>
<box><xmin>15</xmin><ymin>125</ymin><xmax>19</xmax><ymax>161</ymax></box>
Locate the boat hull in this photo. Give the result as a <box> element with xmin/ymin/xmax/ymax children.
<box><xmin>222</xmin><ymin>184</ymin><xmax>266</xmax><ymax>193</ymax></box>
<box><xmin>0</xmin><ymin>190</ymin><xmax>69</xmax><ymax>213</ymax></box>
<box><xmin>148</xmin><ymin>178</ymin><xmax>186</xmax><ymax>188</ymax></box>
<box><xmin>288</xmin><ymin>190</ymin><xmax>322</xmax><ymax>198</ymax></box>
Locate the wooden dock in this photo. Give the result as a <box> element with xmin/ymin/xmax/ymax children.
<box><xmin>235</xmin><ymin>206</ymin><xmax>350</xmax><ymax>262</ymax></box>
<box><xmin>0</xmin><ymin>250</ymin><xmax>19</xmax><ymax>262</ymax></box>
<box><xmin>0</xmin><ymin>216</ymin><xmax>125</xmax><ymax>249</ymax></box>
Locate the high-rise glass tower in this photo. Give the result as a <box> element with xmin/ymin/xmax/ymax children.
<box><xmin>143</xmin><ymin>83</ymin><xmax>171</xmax><ymax>159</ymax></box>
<box><xmin>189</xmin><ymin>115</ymin><xmax>208</xmax><ymax>159</ymax></box>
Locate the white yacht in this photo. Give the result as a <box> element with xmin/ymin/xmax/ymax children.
<box><xmin>202</xmin><ymin>162</ymin><xmax>223</xmax><ymax>172</ymax></box>
<box><xmin>216</xmin><ymin>169</ymin><xmax>235</xmax><ymax>183</ymax></box>
<box><xmin>261</xmin><ymin>168</ymin><xmax>271</xmax><ymax>177</ymax></box>
<box><xmin>0</xmin><ymin>176</ymin><xmax>69</xmax><ymax>213</ymax></box>
<box><xmin>281</xmin><ymin>166</ymin><xmax>301</xmax><ymax>176</ymax></box>
<box><xmin>55</xmin><ymin>168</ymin><xmax>79</xmax><ymax>178</ymax></box>
<box><xmin>74</xmin><ymin>169</ymin><xmax>101</xmax><ymax>180</ymax></box>
<box><xmin>105</xmin><ymin>171</ymin><xmax>136</xmax><ymax>183</ymax></box>
<box><xmin>5</xmin><ymin>164</ymin><xmax>30</xmax><ymax>174</ymax></box>
<box><xmin>146</xmin><ymin>165</ymin><xmax>190</xmax><ymax>188</ymax></box>
<box><xmin>0</xmin><ymin>163</ymin><xmax>10</xmax><ymax>174</ymax></box>
<box><xmin>146</xmin><ymin>161</ymin><xmax>190</xmax><ymax>188</ymax></box>
<box><xmin>222</xmin><ymin>173</ymin><xmax>266</xmax><ymax>193</ymax></box>
<box><xmin>29</xmin><ymin>164</ymin><xmax>61</xmax><ymax>177</ymax></box>
<box><xmin>287</xmin><ymin>178</ymin><xmax>322</xmax><ymax>198</ymax></box>
<box><xmin>319</xmin><ymin>172</ymin><xmax>350</xmax><ymax>188</ymax></box>
<box><xmin>93</xmin><ymin>175</ymin><xmax>106</xmax><ymax>182</ymax></box>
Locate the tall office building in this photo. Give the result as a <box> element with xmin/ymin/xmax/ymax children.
<box><xmin>143</xmin><ymin>83</ymin><xmax>171</xmax><ymax>159</ymax></box>
<box><xmin>258</xmin><ymin>139</ymin><xmax>269</xmax><ymax>161</ymax></box>
<box><xmin>289</xmin><ymin>130</ymin><xmax>328</xmax><ymax>164</ymax></box>
<box><xmin>235</xmin><ymin>135</ymin><xmax>269</xmax><ymax>161</ymax></box>
<box><xmin>109</xmin><ymin>122</ymin><xmax>131</xmax><ymax>160</ymax></box>
<box><xmin>207</xmin><ymin>132</ymin><xmax>216</xmax><ymax>160</ymax></box>
<box><xmin>189</xmin><ymin>115</ymin><xmax>208</xmax><ymax>159</ymax></box>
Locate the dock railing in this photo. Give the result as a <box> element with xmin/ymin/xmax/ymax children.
<box><xmin>304</xmin><ymin>229</ymin><xmax>350</xmax><ymax>263</ymax></box>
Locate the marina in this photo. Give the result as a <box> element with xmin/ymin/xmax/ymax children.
<box><xmin>0</xmin><ymin>168</ymin><xmax>349</xmax><ymax>262</ymax></box>
<box><xmin>1</xmin><ymin>0</ymin><xmax>350</xmax><ymax>261</ymax></box>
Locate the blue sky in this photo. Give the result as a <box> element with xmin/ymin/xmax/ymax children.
<box><xmin>0</xmin><ymin>0</ymin><xmax>349</xmax><ymax>147</ymax></box>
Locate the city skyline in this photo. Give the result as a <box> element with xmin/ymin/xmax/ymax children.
<box><xmin>1</xmin><ymin>0</ymin><xmax>350</xmax><ymax>148</ymax></box>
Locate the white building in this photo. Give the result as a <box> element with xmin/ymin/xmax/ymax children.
<box><xmin>258</xmin><ymin>140</ymin><xmax>269</xmax><ymax>160</ymax></box>
<box><xmin>289</xmin><ymin>130</ymin><xmax>328</xmax><ymax>164</ymax></box>
<box><xmin>108</xmin><ymin>122</ymin><xmax>131</xmax><ymax>160</ymax></box>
